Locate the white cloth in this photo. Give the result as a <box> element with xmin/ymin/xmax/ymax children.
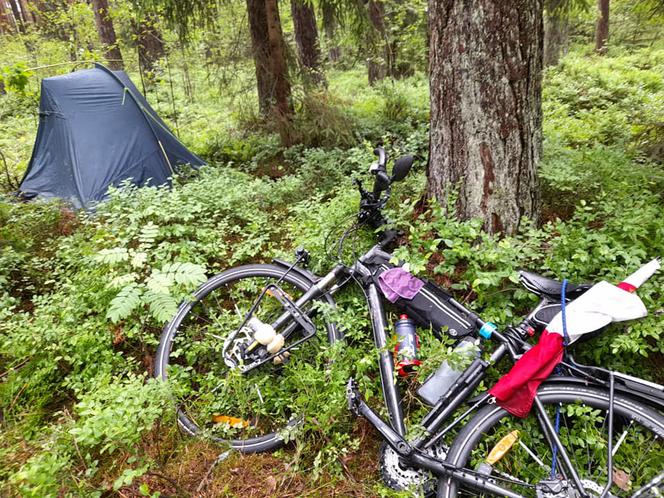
<box><xmin>622</xmin><ymin>259</ymin><xmax>661</xmax><ymax>288</ymax></box>
<box><xmin>547</xmin><ymin>281</ymin><xmax>647</xmax><ymax>344</ymax></box>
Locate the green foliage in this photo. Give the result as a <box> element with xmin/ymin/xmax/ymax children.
<box><xmin>10</xmin><ymin>376</ymin><xmax>169</xmax><ymax>497</ymax></box>
<box><xmin>544</xmin><ymin>48</ymin><xmax>664</xmax><ymax>160</ymax></box>
<box><xmin>289</xmin><ymin>91</ymin><xmax>358</xmax><ymax>148</ymax></box>
<box><xmin>1</xmin><ymin>63</ymin><xmax>33</xmax><ymax>95</ymax></box>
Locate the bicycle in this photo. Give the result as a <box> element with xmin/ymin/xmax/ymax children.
<box><xmin>154</xmin><ymin>147</ymin><xmax>664</xmax><ymax>497</ymax></box>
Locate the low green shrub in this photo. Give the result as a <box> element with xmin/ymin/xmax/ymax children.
<box><xmin>544</xmin><ymin>48</ymin><xmax>664</xmax><ymax>159</ymax></box>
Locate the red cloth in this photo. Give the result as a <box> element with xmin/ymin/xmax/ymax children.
<box><xmin>617</xmin><ymin>281</ymin><xmax>636</xmax><ymax>293</ymax></box>
<box><xmin>489</xmin><ymin>330</ymin><xmax>564</xmax><ymax>418</ymax></box>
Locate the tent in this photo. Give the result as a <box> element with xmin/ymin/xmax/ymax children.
<box><xmin>19</xmin><ymin>63</ymin><xmax>205</xmax><ymax>208</ymax></box>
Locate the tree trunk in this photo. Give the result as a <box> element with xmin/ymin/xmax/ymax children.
<box><xmin>91</xmin><ymin>0</ymin><xmax>124</xmax><ymax>70</ymax></box>
<box><xmin>0</xmin><ymin>1</ymin><xmax>15</xmax><ymax>33</ymax></box>
<box><xmin>367</xmin><ymin>0</ymin><xmax>388</xmax><ymax>85</ymax></box>
<box><xmin>322</xmin><ymin>2</ymin><xmax>340</xmax><ymax>63</ymax></box>
<box><xmin>291</xmin><ymin>0</ymin><xmax>325</xmax><ymax>86</ymax></box>
<box><xmin>543</xmin><ymin>3</ymin><xmax>569</xmax><ymax>66</ymax></box>
<box><xmin>246</xmin><ymin>0</ymin><xmax>293</xmax><ymax>140</ymax></box>
<box><xmin>8</xmin><ymin>0</ymin><xmax>25</xmax><ymax>33</ymax></box>
<box><xmin>19</xmin><ymin>0</ymin><xmax>36</xmax><ymax>24</ymax></box>
<box><xmin>265</xmin><ymin>0</ymin><xmax>293</xmax><ymax>144</ymax></box>
<box><xmin>247</xmin><ymin>0</ymin><xmax>274</xmax><ymax>116</ymax></box>
<box><xmin>136</xmin><ymin>15</ymin><xmax>165</xmax><ymax>75</ymax></box>
<box><xmin>595</xmin><ymin>0</ymin><xmax>609</xmax><ymax>54</ymax></box>
<box><xmin>426</xmin><ymin>0</ymin><xmax>543</xmax><ymax>235</ymax></box>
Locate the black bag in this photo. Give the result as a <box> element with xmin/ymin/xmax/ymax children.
<box><xmin>369</xmin><ymin>259</ymin><xmax>477</xmax><ymax>340</ymax></box>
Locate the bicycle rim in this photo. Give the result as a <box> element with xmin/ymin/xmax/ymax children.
<box><xmin>437</xmin><ymin>384</ymin><xmax>664</xmax><ymax>498</ymax></box>
<box><xmin>154</xmin><ymin>264</ymin><xmax>338</xmax><ymax>453</ymax></box>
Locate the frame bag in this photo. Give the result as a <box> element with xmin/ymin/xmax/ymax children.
<box><xmin>370</xmin><ymin>260</ymin><xmax>477</xmax><ymax>340</ymax></box>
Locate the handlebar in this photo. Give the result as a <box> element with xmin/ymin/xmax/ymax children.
<box><xmin>371</xmin><ymin>147</ymin><xmax>390</xmax><ymax>196</ymax></box>
<box><xmin>373</xmin><ymin>147</ymin><xmax>387</xmax><ymax>169</ymax></box>
<box><xmin>355</xmin><ymin>146</ymin><xmax>411</xmax><ymax>241</ymax></box>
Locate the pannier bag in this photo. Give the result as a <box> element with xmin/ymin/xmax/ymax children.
<box><xmin>370</xmin><ymin>260</ymin><xmax>477</xmax><ymax>340</ymax></box>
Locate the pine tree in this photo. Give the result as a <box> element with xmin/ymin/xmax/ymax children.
<box><xmin>427</xmin><ymin>0</ymin><xmax>543</xmax><ymax>234</ymax></box>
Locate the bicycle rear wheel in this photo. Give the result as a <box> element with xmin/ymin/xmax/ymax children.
<box><xmin>437</xmin><ymin>384</ymin><xmax>664</xmax><ymax>498</ymax></box>
<box><xmin>154</xmin><ymin>263</ymin><xmax>340</xmax><ymax>453</ymax></box>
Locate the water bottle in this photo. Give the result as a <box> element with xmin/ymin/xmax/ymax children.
<box><xmin>417</xmin><ymin>337</ymin><xmax>479</xmax><ymax>405</ymax></box>
<box><xmin>394</xmin><ymin>315</ymin><xmax>421</xmax><ymax>377</ymax></box>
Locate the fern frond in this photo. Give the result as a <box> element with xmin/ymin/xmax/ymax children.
<box><xmin>107</xmin><ymin>283</ymin><xmax>143</xmax><ymax>323</ymax></box>
<box><xmin>95</xmin><ymin>248</ymin><xmax>130</xmax><ymax>265</ymax></box>
<box><xmin>144</xmin><ymin>290</ymin><xmax>179</xmax><ymax>324</ymax></box>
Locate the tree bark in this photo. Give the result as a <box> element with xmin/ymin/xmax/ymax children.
<box><xmin>367</xmin><ymin>0</ymin><xmax>388</xmax><ymax>85</ymax></box>
<box><xmin>245</xmin><ymin>0</ymin><xmax>293</xmax><ymax>141</ymax></box>
<box><xmin>426</xmin><ymin>0</ymin><xmax>543</xmax><ymax>235</ymax></box>
<box><xmin>136</xmin><ymin>15</ymin><xmax>165</xmax><ymax>74</ymax></box>
<box><xmin>8</xmin><ymin>0</ymin><xmax>25</xmax><ymax>33</ymax></box>
<box><xmin>291</xmin><ymin>0</ymin><xmax>325</xmax><ymax>86</ymax></box>
<box><xmin>247</xmin><ymin>0</ymin><xmax>274</xmax><ymax>116</ymax></box>
<box><xmin>595</xmin><ymin>0</ymin><xmax>609</xmax><ymax>54</ymax></box>
<box><xmin>0</xmin><ymin>1</ymin><xmax>15</xmax><ymax>33</ymax></box>
<box><xmin>321</xmin><ymin>2</ymin><xmax>340</xmax><ymax>63</ymax></box>
<box><xmin>543</xmin><ymin>10</ymin><xmax>569</xmax><ymax>66</ymax></box>
<box><xmin>91</xmin><ymin>0</ymin><xmax>124</xmax><ymax>70</ymax></box>
<box><xmin>265</xmin><ymin>0</ymin><xmax>293</xmax><ymax>144</ymax></box>
<box><xmin>19</xmin><ymin>0</ymin><xmax>36</xmax><ymax>24</ymax></box>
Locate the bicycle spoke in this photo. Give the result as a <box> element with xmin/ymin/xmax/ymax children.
<box><xmin>632</xmin><ymin>435</ymin><xmax>658</xmax><ymax>479</ymax></box>
<box><xmin>518</xmin><ymin>440</ymin><xmax>547</xmax><ymax>469</ymax></box>
<box><xmin>560</xmin><ymin>402</ymin><xmax>581</xmax><ymax>476</ymax></box>
<box><xmin>612</xmin><ymin>422</ymin><xmax>631</xmax><ymax>457</ymax></box>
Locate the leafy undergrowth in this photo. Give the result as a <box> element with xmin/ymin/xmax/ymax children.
<box><xmin>1</xmin><ymin>46</ymin><xmax>664</xmax><ymax>496</ymax></box>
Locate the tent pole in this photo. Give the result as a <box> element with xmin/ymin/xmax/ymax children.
<box><xmin>157</xmin><ymin>140</ymin><xmax>173</xmax><ymax>172</ymax></box>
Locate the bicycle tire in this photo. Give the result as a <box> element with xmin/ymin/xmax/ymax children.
<box><xmin>154</xmin><ymin>263</ymin><xmax>340</xmax><ymax>453</ymax></box>
<box><xmin>437</xmin><ymin>384</ymin><xmax>664</xmax><ymax>498</ymax></box>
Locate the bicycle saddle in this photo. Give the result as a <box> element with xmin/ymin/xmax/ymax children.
<box><xmin>518</xmin><ymin>270</ymin><xmax>591</xmax><ymax>300</ymax></box>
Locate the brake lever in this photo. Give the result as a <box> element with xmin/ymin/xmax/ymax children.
<box><xmin>353</xmin><ymin>177</ymin><xmax>366</xmax><ymax>195</ymax></box>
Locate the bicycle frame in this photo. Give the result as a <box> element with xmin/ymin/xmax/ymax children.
<box><xmin>262</xmin><ymin>242</ymin><xmax>663</xmax><ymax>498</ymax></box>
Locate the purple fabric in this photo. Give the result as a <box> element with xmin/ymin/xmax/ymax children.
<box><xmin>378</xmin><ymin>268</ymin><xmax>425</xmax><ymax>303</ymax></box>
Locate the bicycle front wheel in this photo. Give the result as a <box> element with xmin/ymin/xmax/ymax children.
<box><xmin>154</xmin><ymin>263</ymin><xmax>340</xmax><ymax>453</ymax></box>
<box><xmin>437</xmin><ymin>384</ymin><xmax>664</xmax><ymax>498</ymax></box>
